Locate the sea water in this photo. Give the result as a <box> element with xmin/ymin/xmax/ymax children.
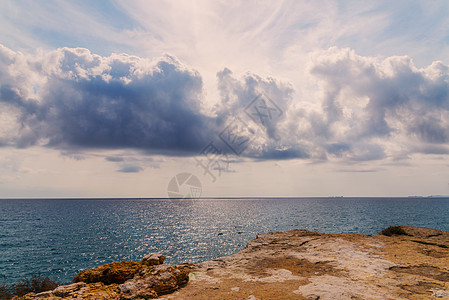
<box><xmin>0</xmin><ymin>197</ymin><xmax>448</xmax><ymax>284</ymax></box>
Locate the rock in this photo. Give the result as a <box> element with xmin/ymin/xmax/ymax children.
<box><xmin>73</xmin><ymin>261</ymin><xmax>141</xmax><ymax>284</ymax></box>
<box><xmin>118</xmin><ymin>278</ymin><xmax>158</xmax><ymax>300</ymax></box>
<box><xmin>17</xmin><ymin>253</ymin><xmax>190</xmax><ymax>299</ymax></box>
<box><xmin>52</xmin><ymin>282</ymin><xmax>86</xmax><ymax>297</ymax></box>
<box><xmin>161</xmin><ymin>227</ymin><xmax>449</xmax><ymax>299</ymax></box>
<box><xmin>72</xmin><ymin>283</ymin><xmax>120</xmax><ymax>300</ymax></box>
<box><xmin>142</xmin><ymin>253</ymin><xmax>165</xmax><ymax>266</ymax></box>
<box><xmin>433</xmin><ymin>289</ymin><xmax>449</xmax><ymax>298</ymax></box>
<box><xmin>120</xmin><ymin>289</ymin><xmax>158</xmax><ymax>300</ymax></box>
<box><xmin>119</xmin><ymin>264</ymin><xmax>189</xmax><ymax>298</ymax></box>
<box><xmin>12</xmin><ymin>293</ymin><xmax>36</xmax><ymax>300</ymax></box>
<box><xmin>34</xmin><ymin>290</ymin><xmax>53</xmax><ymax>298</ymax></box>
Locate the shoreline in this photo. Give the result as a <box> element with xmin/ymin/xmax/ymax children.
<box><xmin>12</xmin><ymin>226</ymin><xmax>449</xmax><ymax>299</ymax></box>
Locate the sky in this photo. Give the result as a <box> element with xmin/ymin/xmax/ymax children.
<box><xmin>1</xmin><ymin>0</ymin><xmax>449</xmax><ymax>198</ymax></box>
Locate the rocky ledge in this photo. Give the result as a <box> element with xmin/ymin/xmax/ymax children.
<box><xmin>14</xmin><ymin>226</ymin><xmax>449</xmax><ymax>299</ymax></box>
<box><xmin>162</xmin><ymin>226</ymin><xmax>449</xmax><ymax>300</ymax></box>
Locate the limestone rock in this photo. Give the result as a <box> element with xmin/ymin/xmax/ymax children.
<box><xmin>73</xmin><ymin>261</ymin><xmax>141</xmax><ymax>284</ymax></box>
<box><xmin>119</xmin><ymin>264</ymin><xmax>189</xmax><ymax>298</ymax></box>
<box><xmin>142</xmin><ymin>253</ymin><xmax>165</xmax><ymax>266</ymax></box>
<box><xmin>53</xmin><ymin>282</ymin><xmax>86</xmax><ymax>297</ymax></box>
<box><xmin>158</xmin><ymin>227</ymin><xmax>449</xmax><ymax>299</ymax></box>
<box><xmin>34</xmin><ymin>290</ymin><xmax>53</xmax><ymax>297</ymax></box>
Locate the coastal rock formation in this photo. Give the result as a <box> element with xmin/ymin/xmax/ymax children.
<box><xmin>142</xmin><ymin>253</ymin><xmax>166</xmax><ymax>266</ymax></box>
<box><xmin>13</xmin><ymin>226</ymin><xmax>449</xmax><ymax>299</ymax></box>
<box><xmin>161</xmin><ymin>226</ymin><xmax>449</xmax><ymax>299</ymax></box>
<box><xmin>13</xmin><ymin>253</ymin><xmax>190</xmax><ymax>300</ymax></box>
<box><xmin>73</xmin><ymin>261</ymin><xmax>141</xmax><ymax>284</ymax></box>
<box><xmin>118</xmin><ymin>264</ymin><xmax>190</xmax><ymax>299</ymax></box>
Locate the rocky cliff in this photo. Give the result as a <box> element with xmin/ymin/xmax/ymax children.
<box><xmin>14</xmin><ymin>226</ymin><xmax>449</xmax><ymax>299</ymax></box>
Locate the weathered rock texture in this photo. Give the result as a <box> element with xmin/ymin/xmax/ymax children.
<box><xmin>160</xmin><ymin>226</ymin><xmax>449</xmax><ymax>300</ymax></box>
<box><xmin>73</xmin><ymin>261</ymin><xmax>141</xmax><ymax>285</ymax></box>
<box><xmin>13</xmin><ymin>253</ymin><xmax>190</xmax><ymax>300</ymax></box>
<box><xmin>13</xmin><ymin>226</ymin><xmax>449</xmax><ymax>299</ymax></box>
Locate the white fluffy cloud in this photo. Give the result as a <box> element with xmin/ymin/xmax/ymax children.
<box><xmin>307</xmin><ymin>47</ymin><xmax>449</xmax><ymax>160</ymax></box>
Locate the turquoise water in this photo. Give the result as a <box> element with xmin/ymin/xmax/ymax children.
<box><xmin>0</xmin><ymin>197</ymin><xmax>448</xmax><ymax>284</ymax></box>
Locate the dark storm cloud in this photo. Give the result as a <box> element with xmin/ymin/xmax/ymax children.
<box><xmin>0</xmin><ymin>46</ymin><xmax>215</xmax><ymax>155</ymax></box>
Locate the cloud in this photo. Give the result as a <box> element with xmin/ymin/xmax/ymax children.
<box><xmin>305</xmin><ymin>47</ymin><xmax>449</xmax><ymax>160</ymax></box>
<box><xmin>106</xmin><ymin>154</ymin><xmax>160</xmax><ymax>169</ymax></box>
<box><xmin>215</xmin><ymin>68</ymin><xmax>304</xmax><ymax>160</ymax></box>
<box><xmin>105</xmin><ymin>156</ymin><xmax>124</xmax><ymax>162</ymax></box>
<box><xmin>209</xmin><ymin>47</ymin><xmax>449</xmax><ymax>162</ymax></box>
<box><xmin>0</xmin><ymin>44</ymin><xmax>306</xmax><ymax>161</ymax></box>
<box><xmin>212</xmin><ymin>47</ymin><xmax>449</xmax><ymax>162</ymax></box>
<box><xmin>1</xmin><ymin>44</ymin><xmax>449</xmax><ymax>164</ymax></box>
<box><xmin>117</xmin><ymin>165</ymin><xmax>143</xmax><ymax>173</ymax></box>
<box><xmin>335</xmin><ymin>169</ymin><xmax>379</xmax><ymax>173</ymax></box>
<box><xmin>0</xmin><ymin>45</ymin><xmax>215</xmax><ymax>155</ymax></box>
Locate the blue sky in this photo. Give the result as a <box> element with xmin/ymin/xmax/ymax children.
<box><xmin>1</xmin><ymin>0</ymin><xmax>449</xmax><ymax>197</ymax></box>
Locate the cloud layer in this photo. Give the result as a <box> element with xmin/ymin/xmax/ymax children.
<box><xmin>1</xmin><ymin>44</ymin><xmax>449</xmax><ymax>163</ymax></box>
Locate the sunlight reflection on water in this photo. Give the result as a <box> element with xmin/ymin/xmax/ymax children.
<box><xmin>0</xmin><ymin>197</ymin><xmax>448</xmax><ymax>283</ymax></box>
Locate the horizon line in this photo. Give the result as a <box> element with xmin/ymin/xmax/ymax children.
<box><xmin>1</xmin><ymin>195</ymin><xmax>449</xmax><ymax>200</ymax></box>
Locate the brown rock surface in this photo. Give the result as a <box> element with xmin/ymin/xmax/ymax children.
<box><xmin>142</xmin><ymin>253</ymin><xmax>166</xmax><ymax>266</ymax></box>
<box><xmin>73</xmin><ymin>261</ymin><xmax>141</xmax><ymax>284</ymax></box>
<box><xmin>160</xmin><ymin>226</ymin><xmax>449</xmax><ymax>300</ymax></box>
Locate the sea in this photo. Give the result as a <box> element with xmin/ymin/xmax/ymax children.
<box><xmin>0</xmin><ymin>197</ymin><xmax>448</xmax><ymax>284</ymax></box>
